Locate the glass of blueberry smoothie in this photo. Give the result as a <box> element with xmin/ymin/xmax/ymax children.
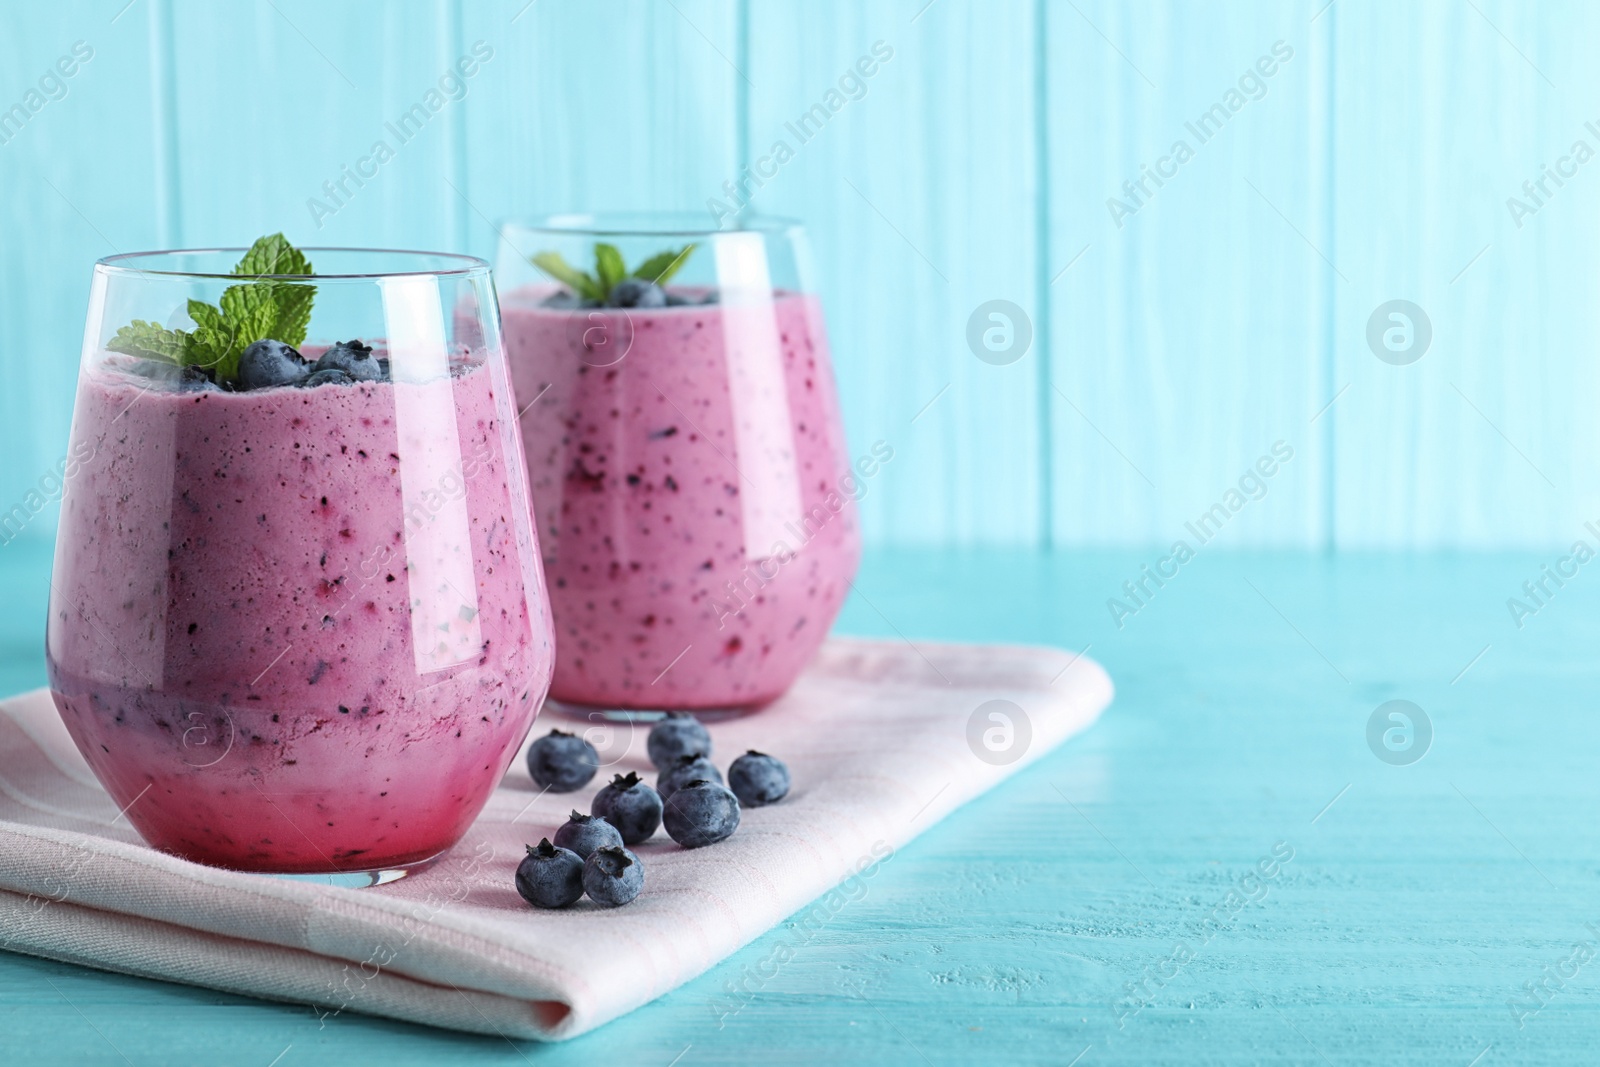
<box><xmin>494</xmin><ymin>214</ymin><xmax>863</xmax><ymax>720</ymax></box>
<box><xmin>47</xmin><ymin>237</ymin><xmax>554</xmax><ymax>884</ymax></box>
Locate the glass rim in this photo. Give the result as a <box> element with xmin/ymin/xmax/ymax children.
<box><xmin>500</xmin><ymin>212</ymin><xmax>805</xmax><ymax>239</ymax></box>
<box><xmin>95</xmin><ymin>246</ymin><xmax>492</xmax><ymax>281</ymax></box>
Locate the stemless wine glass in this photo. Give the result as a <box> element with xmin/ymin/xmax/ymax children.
<box><xmin>494</xmin><ymin>213</ymin><xmax>863</xmax><ymax>720</ymax></box>
<box><xmin>47</xmin><ymin>247</ymin><xmax>553</xmax><ymax>885</ymax></box>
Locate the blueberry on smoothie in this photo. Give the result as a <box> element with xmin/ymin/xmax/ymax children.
<box><xmin>314</xmin><ymin>339</ymin><xmax>383</xmax><ymax>382</ymax></box>
<box><xmin>662</xmin><ymin>779</ymin><xmax>741</xmax><ymax>849</ymax></box>
<box><xmin>728</xmin><ymin>750</ymin><xmax>790</xmax><ymax>807</ymax></box>
<box><xmin>583</xmin><ymin>846</ymin><xmax>643</xmax><ymax>906</ymax></box>
<box><xmin>178</xmin><ymin>365</ymin><xmax>220</xmax><ymax>392</ymax></box>
<box><xmin>647</xmin><ymin>711</ymin><xmax>712</xmax><ymax>770</ymax></box>
<box><xmin>237</xmin><ymin>339</ymin><xmax>309</xmax><ymax>390</ymax></box>
<box><xmin>553</xmin><ymin>810</ymin><xmax>624</xmax><ymax>860</ymax></box>
<box><xmin>526</xmin><ymin>728</ymin><xmax>599</xmax><ymax>792</ymax></box>
<box><xmin>300</xmin><ymin>368</ymin><xmax>354</xmax><ymax>388</ymax></box>
<box><xmin>591</xmin><ymin>771</ymin><xmax>663</xmax><ymax>845</ymax></box>
<box><xmin>608</xmin><ymin>279</ymin><xmax>666</xmax><ymax>309</ymax></box>
<box><xmin>515</xmin><ymin>838</ymin><xmax>585</xmax><ymax>909</ymax></box>
<box><xmin>657</xmin><ymin>754</ymin><xmax>721</xmax><ymax>804</ymax></box>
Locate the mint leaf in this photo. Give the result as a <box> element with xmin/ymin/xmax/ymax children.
<box><xmin>106</xmin><ymin>320</ymin><xmax>191</xmax><ymax>365</ymax></box>
<box><xmin>233</xmin><ymin>233</ymin><xmax>312</xmax><ymax>278</ymax></box>
<box><xmin>219</xmin><ymin>234</ymin><xmax>316</xmax><ymax>370</ymax></box>
<box><xmin>186</xmin><ymin>306</ymin><xmax>237</xmax><ymax>374</ymax></box>
<box><xmin>218</xmin><ymin>283</ymin><xmax>272</xmax><ymax>340</ymax></box>
<box><xmin>267</xmin><ymin>282</ymin><xmax>315</xmax><ymax>347</ymax></box>
<box><xmin>219</xmin><ymin>282</ymin><xmax>279</xmax><ymax>341</ymax></box>
<box><xmin>531</xmin><ymin>251</ymin><xmax>602</xmax><ymax>301</ymax></box>
<box><xmin>186</xmin><ymin>299</ymin><xmax>228</xmax><ymax>339</ymax></box>
<box><xmin>593</xmin><ymin>243</ymin><xmax>627</xmax><ymax>294</ymax></box>
<box><xmin>105</xmin><ymin>234</ymin><xmax>320</xmax><ymax>387</ymax></box>
<box><xmin>209</xmin><ymin>280</ymin><xmax>311</xmax><ymax>378</ymax></box>
<box><xmin>633</xmin><ymin>243</ymin><xmax>696</xmax><ymax>286</ymax></box>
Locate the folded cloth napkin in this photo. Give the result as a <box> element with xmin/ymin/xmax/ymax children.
<box><xmin>0</xmin><ymin>637</ymin><xmax>1111</xmax><ymax>1040</ymax></box>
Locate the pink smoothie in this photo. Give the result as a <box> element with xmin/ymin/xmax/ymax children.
<box><xmin>46</xmin><ymin>354</ymin><xmax>553</xmax><ymax>873</ymax></box>
<box><xmin>501</xmin><ymin>287</ymin><xmax>862</xmax><ymax>709</ymax></box>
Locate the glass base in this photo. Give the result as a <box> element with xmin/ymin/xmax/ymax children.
<box><xmin>544</xmin><ymin>696</ymin><xmax>764</xmax><ymax>724</ymax></box>
<box><xmin>255</xmin><ymin>851</ymin><xmax>443</xmax><ymax>889</ymax></box>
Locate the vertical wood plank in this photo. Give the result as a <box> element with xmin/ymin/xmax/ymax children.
<box><xmin>0</xmin><ymin>2</ymin><xmax>166</xmax><ymax>546</ymax></box>
<box><xmin>745</xmin><ymin>0</ymin><xmax>1043</xmax><ymax>546</ymax></box>
<box><xmin>10</xmin><ymin>1</ymin><xmax>1600</xmax><ymax>552</ymax></box>
<box><xmin>168</xmin><ymin>0</ymin><xmax>463</xmax><ymax>252</ymax></box>
<box><xmin>1328</xmin><ymin>0</ymin><xmax>1600</xmax><ymax>548</ymax></box>
<box><xmin>1046</xmin><ymin>0</ymin><xmax>1331</xmax><ymax>549</ymax></box>
<box><xmin>455</xmin><ymin>0</ymin><xmax>741</xmax><ymax>261</ymax></box>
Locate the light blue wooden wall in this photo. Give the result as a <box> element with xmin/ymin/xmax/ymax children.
<box><xmin>0</xmin><ymin>0</ymin><xmax>1592</xmax><ymax>549</ymax></box>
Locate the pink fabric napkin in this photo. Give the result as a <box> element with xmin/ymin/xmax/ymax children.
<box><xmin>0</xmin><ymin>637</ymin><xmax>1111</xmax><ymax>1040</ymax></box>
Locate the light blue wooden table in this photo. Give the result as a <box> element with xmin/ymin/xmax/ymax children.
<box><xmin>2</xmin><ymin>541</ymin><xmax>1593</xmax><ymax>1064</ymax></box>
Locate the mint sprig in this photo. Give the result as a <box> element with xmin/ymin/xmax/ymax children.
<box><xmin>103</xmin><ymin>320</ymin><xmax>191</xmax><ymax>364</ymax></box>
<box><xmin>529</xmin><ymin>252</ymin><xmax>601</xmax><ymax>300</ymax></box>
<box><xmin>594</xmin><ymin>242</ymin><xmax>627</xmax><ymax>293</ymax></box>
<box><xmin>106</xmin><ymin>233</ymin><xmax>316</xmax><ymax>386</ymax></box>
<box><xmin>232</xmin><ymin>233</ymin><xmax>311</xmax><ymax>277</ymax></box>
<box><xmin>531</xmin><ymin>242</ymin><xmax>696</xmax><ymax>302</ymax></box>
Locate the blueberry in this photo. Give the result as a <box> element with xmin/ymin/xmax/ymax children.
<box><xmin>314</xmin><ymin>339</ymin><xmax>384</xmax><ymax>382</ymax></box>
<box><xmin>553</xmin><ymin>810</ymin><xmax>624</xmax><ymax>860</ymax></box>
<box><xmin>237</xmin><ymin>339</ymin><xmax>309</xmax><ymax>390</ymax></box>
<box><xmin>701</xmin><ymin>289</ymin><xmax>720</xmax><ymax>305</ymax></box>
<box><xmin>540</xmin><ymin>290</ymin><xmax>579</xmax><ymax>309</ymax></box>
<box><xmin>300</xmin><ymin>368</ymin><xmax>355</xmax><ymax>388</ymax></box>
<box><xmin>591</xmin><ymin>771</ymin><xmax>663</xmax><ymax>845</ymax></box>
<box><xmin>526</xmin><ymin>728</ymin><xmax>599</xmax><ymax>792</ymax></box>
<box><xmin>647</xmin><ymin>712</ymin><xmax>712</xmax><ymax>770</ymax></box>
<box><xmin>515</xmin><ymin>838</ymin><xmax>584</xmax><ymax>909</ymax></box>
<box><xmin>727</xmin><ymin>750</ymin><xmax>791</xmax><ymax>807</ymax></box>
<box><xmin>608</xmin><ymin>279</ymin><xmax>667</xmax><ymax>308</ymax></box>
<box><xmin>664</xmin><ymin>292</ymin><xmax>692</xmax><ymax>307</ymax></box>
<box><xmin>178</xmin><ymin>365</ymin><xmax>219</xmax><ymax>393</ymax></box>
<box><xmin>583</xmin><ymin>846</ymin><xmax>643</xmax><ymax>906</ymax></box>
<box><xmin>657</xmin><ymin>753</ymin><xmax>722</xmax><ymax>804</ymax></box>
<box><xmin>662</xmin><ymin>779</ymin><xmax>741</xmax><ymax>848</ymax></box>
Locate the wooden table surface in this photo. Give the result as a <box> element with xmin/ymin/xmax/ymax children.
<box><xmin>1</xmin><ymin>541</ymin><xmax>1591</xmax><ymax>1065</ymax></box>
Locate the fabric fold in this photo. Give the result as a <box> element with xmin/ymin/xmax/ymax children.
<box><xmin>0</xmin><ymin>637</ymin><xmax>1111</xmax><ymax>1040</ymax></box>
